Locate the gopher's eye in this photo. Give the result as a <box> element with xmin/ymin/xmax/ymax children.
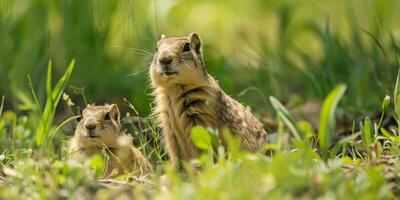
<box><xmin>76</xmin><ymin>116</ymin><xmax>82</xmax><ymax>122</ymax></box>
<box><xmin>183</xmin><ymin>43</ymin><xmax>190</xmax><ymax>52</ymax></box>
<box><xmin>155</xmin><ymin>46</ymin><xmax>158</xmax><ymax>51</ymax></box>
<box><xmin>104</xmin><ymin>112</ymin><xmax>110</xmax><ymax>120</ymax></box>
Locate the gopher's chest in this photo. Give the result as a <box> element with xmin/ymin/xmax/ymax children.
<box><xmin>167</xmin><ymin>96</ymin><xmax>220</xmax><ymax>134</ymax></box>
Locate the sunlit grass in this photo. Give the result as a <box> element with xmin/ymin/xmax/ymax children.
<box><xmin>1</xmin><ymin>61</ymin><xmax>400</xmax><ymax>199</ymax></box>
<box><xmin>1</xmin><ymin>0</ymin><xmax>400</xmax><ymax>199</ymax></box>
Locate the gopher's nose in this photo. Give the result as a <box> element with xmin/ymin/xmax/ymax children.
<box><xmin>159</xmin><ymin>56</ymin><xmax>173</xmax><ymax>65</ymax></box>
<box><xmin>85</xmin><ymin>123</ymin><xmax>96</xmax><ymax>130</ymax></box>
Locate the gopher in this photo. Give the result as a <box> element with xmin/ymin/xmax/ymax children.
<box><xmin>150</xmin><ymin>33</ymin><xmax>268</xmax><ymax>167</ymax></box>
<box><xmin>69</xmin><ymin>104</ymin><xmax>153</xmax><ymax>178</ymax></box>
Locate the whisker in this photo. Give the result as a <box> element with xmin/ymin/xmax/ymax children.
<box><xmin>126</xmin><ymin>57</ymin><xmax>152</xmax><ymax>77</ymax></box>
<box><xmin>112</xmin><ymin>45</ymin><xmax>153</xmax><ymax>56</ymax></box>
<box><xmin>127</xmin><ymin>67</ymin><xmax>149</xmax><ymax>77</ymax></box>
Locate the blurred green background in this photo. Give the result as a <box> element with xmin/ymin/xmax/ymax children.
<box><xmin>0</xmin><ymin>0</ymin><xmax>399</xmax><ymax>118</ymax></box>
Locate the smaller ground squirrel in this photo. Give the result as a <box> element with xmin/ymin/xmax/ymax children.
<box><xmin>150</xmin><ymin>33</ymin><xmax>268</xmax><ymax>168</ymax></box>
<box><xmin>69</xmin><ymin>104</ymin><xmax>153</xmax><ymax>178</ymax></box>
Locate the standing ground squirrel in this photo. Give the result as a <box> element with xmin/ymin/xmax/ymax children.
<box><xmin>150</xmin><ymin>33</ymin><xmax>268</xmax><ymax>167</ymax></box>
<box><xmin>69</xmin><ymin>104</ymin><xmax>153</xmax><ymax>178</ymax></box>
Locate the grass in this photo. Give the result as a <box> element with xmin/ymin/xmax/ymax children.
<box><xmin>1</xmin><ymin>60</ymin><xmax>400</xmax><ymax>199</ymax></box>
<box><xmin>1</xmin><ymin>0</ymin><xmax>399</xmax><ymax>115</ymax></box>
<box><xmin>1</xmin><ymin>0</ymin><xmax>400</xmax><ymax>199</ymax></box>
<box><xmin>36</xmin><ymin>60</ymin><xmax>75</xmax><ymax>147</ymax></box>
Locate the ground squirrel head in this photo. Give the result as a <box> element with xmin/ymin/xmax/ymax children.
<box><xmin>74</xmin><ymin>104</ymin><xmax>122</xmax><ymax>148</ymax></box>
<box><xmin>150</xmin><ymin>32</ymin><xmax>207</xmax><ymax>89</ymax></box>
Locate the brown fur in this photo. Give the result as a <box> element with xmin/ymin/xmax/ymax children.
<box><xmin>69</xmin><ymin>104</ymin><xmax>153</xmax><ymax>178</ymax></box>
<box><xmin>150</xmin><ymin>33</ymin><xmax>268</xmax><ymax>168</ymax></box>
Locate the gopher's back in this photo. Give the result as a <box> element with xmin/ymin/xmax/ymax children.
<box><xmin>217</xmin><ymin>89</ymin><xmax>268</xmax><ymax>151</ymax></box>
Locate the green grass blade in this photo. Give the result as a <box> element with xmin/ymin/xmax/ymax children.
<box><xmin>51</xmin><ymin>59</ymin><xmax>75</xmax><ymax>108</ymax></box>
<box><xmin>380</xmin><ymin>128</ymin><xmax>399</xmax><ymax>143</ymax></box>
<box><xmin>49</xmin><ymin>115</ymin><xmax>80</xmax><ymax>140</ymax></box>
<box><xmin>331</xmin><ymin>132</ymin><xmax>361</xmax><ymax>156</ymax></box>
<box><xmin>36</xmin><ymin>59</ymin><xmax>76</xmax><ymax>146</ymax></box>
<box><xmin>46</xmin><ymin>60</ymin><xmax>53</xmax><ymax>106</ymax></box>
<box><xmin>319</xmin><ymin>84</ymin><xmax>347</xmax><ymax>160</ymax></box>
<box><xmin>394</xmin><ymin>65</ymin><xmax>400</xmax><ymax>135</ymax></box>
<box><xmin>14</xmin><ymin>89</ymin><xmax>36</xmax><ymax>111</ymax></box>
<box><xmin>269</xmin><ymin>96</ymin><xmax>301</xmax><ymax>140</ymax></box>
<box><xmin>0</xmin><ymin>96</ymin><xmax>4</xmax><ymax>118</ymax></box>
<box><xmin>27</xmin><ymin>75</ymin><xmax>43</xmax><ymax>116</ymax></box>
<box><xmin>36</xmin><ymin>61</ymin><xmax>54</xmax><ymax>146</ymax></box>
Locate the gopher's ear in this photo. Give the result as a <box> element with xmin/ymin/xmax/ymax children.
<box><xmin>160</xmin><ymin>34</ymin><xmax>166</xmax><ymax>40</ymax></box>
<box><xmin>110</xmin><ymin>104</ymin><xmax>121</xmax><ymax>129</ymax></box>
<box><xmin>189</xmin><ymin>32</ymin><xmax>201</xmax><ymax>52</ymax></box>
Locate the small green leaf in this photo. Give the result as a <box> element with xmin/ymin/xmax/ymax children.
<box><xmin>361</xmin><ymin>117</ymin><xmax>373</xmax><ymax>149</ymax></box>
<box><xmin>269</xmin><ymin>96</ymin><xmax>300</xmax><ymax>140</ymax></box>
<box><xmin>191</xmin><ymin>126</ymin><xmax>212</xmax><ymax>150</ymax></box>
<box><xmin>297</xmin><ymin>121</ymin><xmax>313</xmax><ymax>139</ymax></box>
<box><xmin>88</xmin><ymin>154</ymin><xmax>105</xmax><ymax>177</ymax></box>
<box><xmin>319</xmin><ymin>84</ymin><xmax>347</xmax><ymax>160</ymax></box>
